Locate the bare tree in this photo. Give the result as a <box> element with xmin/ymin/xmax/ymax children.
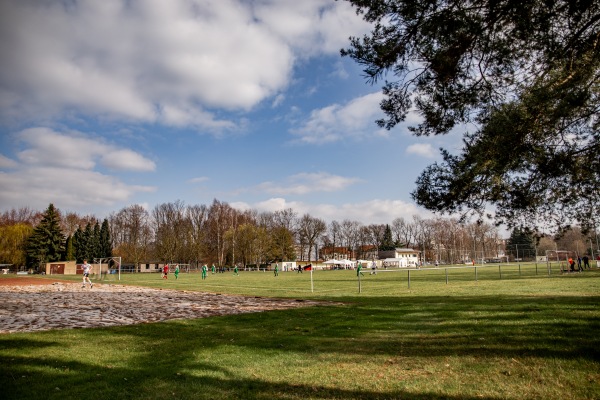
<box><xmin>412</xmin><ymin>216</ymin><xmax>434</xmax><ymax>263</ymax></box>
<box><xmin>270</xmin><ymin>209</ymin><xmax>297</xmax><ymax>262</ymax></box>
<box><xmin>537</xmin><ymin>236</ymin><xmax>557</xmax><ymax>255</ymax></box>
<box><xmin>110</xmin><ymin>204</ymin><xmax>152</xmax><ymax>267</ymax></box>
<box><xmin>234</xmin><ymin>223</ymin><xmax>270</xmax><ymax>267</ymax></box>
<box><xmin>297</xmin><ymin>214</ymin><xmax>327</xmax><ymax>262</ymax></box>
<box><xmin>224</xmin><ymin>209</ymin><xmax>256</xmax><ymax>266</ymax></box>
<box><xmin>392</xmin><ymin>217</ymin><xmax>416</xmax><ymax>247</ymax></box>
<box><xmin>273</xmin><ymin>208</ymin><xmax>297</xmax><ymax>231</ymax></box>
<box><xmin>366</xmin><ymin>223</ymin><xmax>386</xmax><ymax>254</ymax></box>
<box><xmin>61</xmin><ymin>212</ymin><xmax>97</xmax><ymax>237</ymax></box>
<box><xmin>206</xmin><ymin>199</ymin><xmax>235</xmax><ymax>266</ymax></box>
<box><xmin>356</xmin><ymin>225</ymin><xmax>371</xmax><ymax>259</ymax></box>
<box><xmin>323</xmin><ymin>220</ymin><xmax>342</xmax><ymax>259</ymax></box>
<box><xmin>0</xmin><ymin>207</ymin><xmax>41</xmax><ymax>227</ymax></box>
<box><xmin>152</xmin><ymin>200</ymin><xmax>187</xmax><ymax>263</ymax></box>
<box><xmin>556</xmin><ymin>227</ymin><xmax>588</xmax><ymax>255</ymax></box>
<box><xmin>186</xmin><ymin>204</ymin><xmax>208</xmax><ymax>267</ymax></box>
<box><xmin>340</xmin><ymin>219</ymin><xmax>361</xmax><ymax>260</ymax></box>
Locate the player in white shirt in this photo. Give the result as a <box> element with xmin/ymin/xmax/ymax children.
<box><xmin>82</xmin><ymin>259</ymin><xmax>93</xmax><ymax>288</ymax></box>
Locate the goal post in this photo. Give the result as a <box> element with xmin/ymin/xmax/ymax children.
<box><xmin>544</xmin><ymin>250</ymin><xmax>574</xmax><ymax>273</ymax></box>
<box><xmin>94</xmin><ymin>257</ymin><xmax>122</xmax><ymax>281</ymax></box>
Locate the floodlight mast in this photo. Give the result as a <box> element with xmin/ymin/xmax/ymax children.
<box><xmin>93</xmin><ymin>256</ymin><xmax>122</xmax><ymax>281</ymax></box>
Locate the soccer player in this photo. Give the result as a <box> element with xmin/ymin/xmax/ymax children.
<box><xmin>233</xmin><ymin>265</ymin><xmax>239</xmax><ymax>276</ymax></box>
<box><xmin>274</xmin><ymin>264</ymin><xmax>279</xmax><ymax>277</ymax></box>
<box><xmin>202</xmin><ymin>264</ymin><xmax>208</xmax><ymax>280</ymax></box>
<box><xmin>81</xmin><ymin>259</ymin><xmax>93</xmax><ymax>288</ymax></box>
<box><xmin>174</xmin><ymin>265</ymin><xmax>179</xmax><ymax>279</ymax></box>
<box><xmin>163</xmin><ymin>264</ymin><xmax>169</xmax><ymax>279</ymax></box>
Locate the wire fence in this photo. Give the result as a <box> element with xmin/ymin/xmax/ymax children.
<box><xmin>355</xmin><ymin>260</ymin><xmax>600</xmax><ymax>292</ymax></box>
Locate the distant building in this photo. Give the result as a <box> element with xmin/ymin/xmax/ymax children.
<box><xmin>319</xmin><ymin>246</ymin><xmax>353</xmax><ymax>261</ymax></box>
<box><xmin>379</xmin><ymin>248</ymin><xmax>421</xmax><ymax>267</ymax></box>
<box><xmin>137</xmin><ymin>262</ymin><xmax>172</xmax><ymax>273</ymax></box>
<box><xmin>356</xmin><ymin>245</ymin><xmax>378</xmax><ymax>260</ymax></box>
<box><xmin>45</xmin><ymin>261</ymin><xmax>109</xmax><ymax>275</ymax></box>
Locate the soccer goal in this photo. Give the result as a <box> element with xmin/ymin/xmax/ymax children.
<box><xmin>545</xmin><ymin>250</ymin><xmax>575</xmax><ymax>273</ymax></box>
<box><xmin>94</xmin><ymin>256</ymin><xmax>122</xmax><ymax>281</ymax></box>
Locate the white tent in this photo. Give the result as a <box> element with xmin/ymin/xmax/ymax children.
<box><xmin>323</xmin><ymin>259</ymin><xmax>354</xmax><ymax>269</ymax></box>
<box><xmin>383</xmin><ymin>258</ymin><xmax>409</xmax><ymax>268</ymax></box>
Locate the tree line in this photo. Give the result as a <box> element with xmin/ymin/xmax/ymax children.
<box><xmin>0</xmin><ymin>204</ymin><xmax>113</xmax><ymax>270</ymax></box>
<box><xmin>0</xmin><ymin>199</ymin><xmax>596</xmax><ymax>271</ymax></box>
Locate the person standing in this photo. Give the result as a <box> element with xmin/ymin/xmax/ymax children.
<box><xmin>163</xmin><ymin>264</ymin><xmax>169</xmax><ymax>279</ymax></box>
<box><xmin>81</xmin><ymin>259</ymin><xmax>93</xmax><ymax>288</ymax></box>
<box><xmin>568</xmin><ymin>257</ymin><xmax>575</xmax><ymax>272</ymax></box>
<box><xmin>583</xmin><ymin>255</ymin><xmax>590</xmax><ymax>269</ymax></box>
<box><xmin>211</xmin><ymin>264</ymin><xmax>216</xmax><ymax>274</ymax></box>
<box><xmin>233</xmin><ymin>265</ymin><xmax>239</xmax><ymax>276</ymax></box>
<box><xmin>357</xmin><ymin>262</ymin><xmax>364</xmax><ymax>277</ymax></box>
<box><xmin>202</xmin><ymin>264</ymin><xmax>208</xmax><ymax>280</ymax></box>
<box><xmin>174</xmin><ymin>265</ymin><xmax>180</xmax><ymax>279</ymax></box>
<box><xmin>274</xmin><ymin>264</ymin><xmax>279</xmax><ymax>277</ymax></box>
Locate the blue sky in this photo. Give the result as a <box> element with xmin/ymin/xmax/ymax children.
<box><xmin>0</xmin><ymin>0</ymin><xmax>462</xmax><ymax>224</ymax></box>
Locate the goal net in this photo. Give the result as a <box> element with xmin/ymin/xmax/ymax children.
<box><xmin>545</xmin><ymin>250</ymin><xmax>576</xmax><ymax>272</ymax></box>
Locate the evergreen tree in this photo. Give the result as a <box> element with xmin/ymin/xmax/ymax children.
<box><xmin>25</xmin><ymin>204</ymin><xmax>65</xmax><ymax>270</ymax></box>
<box><xmin>506</xmin><ymin>228</ymin><xmax>535</xmax><ymax>260</ymax></box>
<box><xmin>74</xmin><ymin>226</ymin><xmax>85</xmax><ymax>263</ymax></box>
<box><xmin>92</xmin><ymin>222</ymin><xmax>101</xmax><ymax>259</ymax></box>
<box><xmin>83</xmin><ymin>223</ymin><xmax>94</xmax><ymax>261</ymax></box>
<box><xmin>380</xmin><ymin>224</ymin><xmax>396</xmax><ymax>251</ymax></box>
<box><xmin>342</xmin><ymin>0</ymin><xmax>600</xmax><ymax>232</ymax></box>
<box><xmin>100</xmin><ymin>218</ymin><xmax>112</xmax><ymax>258</ymax></box>
<box><xmin>64</xmin><ymin>235</ymin><xmax>75</xmax><ymax>261</ymax></box>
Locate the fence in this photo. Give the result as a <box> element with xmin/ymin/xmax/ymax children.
<box><xmin>356</xmin><ymin>260</ymin><xmax>593</xmax><ymax>291</ymax></box>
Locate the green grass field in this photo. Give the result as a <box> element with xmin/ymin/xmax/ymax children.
<box><xmin>2</xmin><ymin>264</ymin><xmax>599</xmax><ymax>399</ymax></box>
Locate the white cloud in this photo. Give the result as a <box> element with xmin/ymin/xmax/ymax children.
<box><xmin>0</xmin><ymin>154</ymin><xmax>17</xmax><ymax>168</ymax></box>
<box><xmin>330</xmin><ymin>61</ymin><xmax>350</xmax><ymax>80</ymax></box>
<box><xmin>16</xmin><ymin>128</ymin><xmax>156</xmax><ymax>172</ymax></box>
<box><xmin>232</xmin><ymin>197</ymin><xmax>432</xmax><ymax>225</ymax></box>
<box><xmin>189</xmin><ymin>176</ymin><xmax>209</xmax><ymax>184</ymax></box>
<box><xmin>255</xmin><ymin>172</ymin><xmax>362</xmax><ymax>195</ymax></box>
<box><xmin>251</xmin><ymin>0</ymin><xmax>370</xmax><ymax>56</ymax></box>
<box><xmin>291</xmin><ymin>92</ymin><xmax>387</xmax><ymax>144</ymax></box>
<box><xmin>0</xmin><ymin>127</ymin><xmax>156</xmax><ymax>212</ymax></box>
<box><xmin>0</xmin><ymin>0</ymin><xmax>368</xmax><ymax>131</ymax></box>
<box><xmin>406</xmin><ymin>143</ymin><xmax>436</xmax><ymax>158</ymax></box>
<box><xmin>271</xmin><ymin>94</ymin><xmax>286</xmax><ymax>108</ymax></box>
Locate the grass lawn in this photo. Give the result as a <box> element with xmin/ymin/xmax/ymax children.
<box><xmin>1</xmin><ymin>265</ymin><xmax>599</xmax><ymax>399</ymax></box>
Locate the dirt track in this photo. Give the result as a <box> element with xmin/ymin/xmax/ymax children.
<box><xmin>0</xmin><ymin>276</ymin><xmax>73</xmax><ymax>286</ymax></box>
<box><xmin>0</xmin><ymin>279</ymin><xmax>323</xmax><ymax>334</ymax></box>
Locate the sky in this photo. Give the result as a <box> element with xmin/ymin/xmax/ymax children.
<box><xmin>0</xmin><ymin>0</ymin><xmax>465</xmax><ymax>226</ymax></box>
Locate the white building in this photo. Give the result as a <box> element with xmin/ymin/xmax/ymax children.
<box><xmin>379</xmin><ymin>248</ymin><xmax>421</xmax><ymax>267</ymax></box>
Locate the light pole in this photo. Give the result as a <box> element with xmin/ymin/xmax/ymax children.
<box><xmin>596</xmin><ymin>224</ymin><xmax>599</xmax><ymax>260</ymax></box>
